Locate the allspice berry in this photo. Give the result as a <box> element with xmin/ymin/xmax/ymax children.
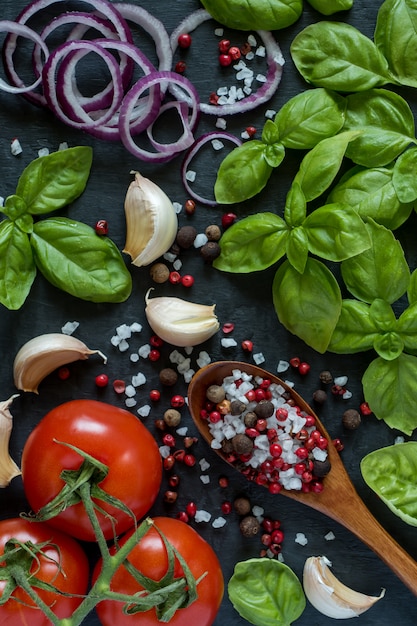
<box><xmin>159</xmin><ymin>368</ymin><xmax>178</xmax><ymax>386</ymax></box>
<box><xmin>342</xmin><ymin>408</ymin><xmax>361</xmax><ymax>430</ymax></box>
<box><xmin>313</xmin><ymin>389</ymin><xmax>327</xmax><ymax>404</ymax></box>
<box><xmin>243</xmin><ymin>411</ymin><xmax>257</xmax><ymax>428</ymax></box>
<box><xmin>176</xmin><ymin>225</ymin><xmax>197</xmax><ymax>249</ymax></box>
<box><xmin>319</xmin><ymin>370</ymin><xmax>333</xmax><ymax>384</ymax></box>
<box><xmin>234</xmin><ymin>496</ymin><xmax>252</xmax><ymax>516</ymax></box>
<box><xmin>230</xmin><ymin>400</ymin><xmax>246</xmax><ymax>416</ymax></box>
<box><xmin>205</xmin><ymin>224</ymin><xmax>222</xmax><ymax>241</ymax></box>
<box><xmin>163</xmin><ymin>408</ymin><xmax>182</xmax><ymax>427</ymax></box>
<box><xmin>206</xmin><ymin>384</ymin><xmax>225</xmax><ymax>404</ymax></box>
<box><xmin>232</xmin><ymin>433</ymin><xmax>254</xmax><ymax>455</ymax></box>
<box><xmin>312</xmin><ymin>458</ymin><xmax>331</xmax><ymax>477</ymax></box>
<box><xmin>253</xmin><ymin>400</ymin><xmax>274</xmax><ymax>419</ymax></box>
<box><xmin>239</xmin><ymin>515</ymin><xmax>260</xmax><ymax>537</ymax></box>
<box><xmin>200</xmin><ymin>241</ymin><xmax>221</xmax><ymax>263</ymax></box>
<box><xmin>150</xmin><ymin>262</ymin><xmax>170</xmax><ymax>283</ymax></box>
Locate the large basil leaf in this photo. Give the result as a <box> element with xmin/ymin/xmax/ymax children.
<box><xmin>361</xmin><ymin>442</ymin><xmax>417</xmax><ymax>525</ymax></box>
<box><xmin>392</xmin><ymin>148</ymin><xmax>417</xmax><ymax>202</ymax></box>
<box><xmin>305</xmin><ymin>0</ymin><xmax>353</xmax><ymax>15</ymax></box>
<box><xmin>341</xmin><ymin>220</ymin><xmax>410</xmax><ymax>303</ymax></box>
<box><xmin>362</xmin><ymin>354</ymin><xmax>417</xmax><ymax>434</ymax></box>
<box><xmin>214</xmin><ymin>141</ymin><xmax>274</xmax><ymax>204</ymax></box>
<box><xmin>275</xmin><ymin>88</ymin><xmax>346</xmax><ymax>149</ymax></box>
<box><xmin>375</xmin><ymin>0</ymin><xmax>417</xmax><ymax>88</ymax></box>
<box><xmin>228</xmin><ymin>558</ymin><xmax>305</xmax><ymax>626</ymax></box>
<box><xmin>290</xmin><ymin>22</ymin><xmax>392</xmax><ymax>92</ymax></box>
<box><xmin>0</xmin><ymin>220</ymin><xmax>36</xmax><ymax>310</ymax></box>
<box><xmin>343</xmin><ymin>89</ymin><xmax>415</xmax><ymax>166</ymax></box>
<box><xmin>292</xmin><ymin>131</ymin><xmax>360</xmax><ymax>202</ymax></box>
<box><xmin>328</xmin><ymin>300</ymin><xmax>378</xmax><ymax>353</ymax></box>
<box><xmin>303</xmin><ymin>204</ymin><xmax>370</xmax><ymax>261</ymax></box>
<box><xmin>328</xmin><ymin>165</ymin><xmax>413</xmax><ymax>230</ymax></box>
<box><xmin>31</xmin><ymin>217</ymin><xmax>132</xmax><ymax>303</ymax></box>
<box><xmin>15</xmin><ymin>146</ymin><xmax>93</xmax><ymax>215</ymax></box>
<box><xmin>200</xmin><ymin>0</ymin><xmax>303</xmax><ymax>30</ymax></box>
<box><xmin>214</xmin><ymin>213</ymin><xmax>288</xmax><ymax>273</ymax></box>
<box><xmin>408</xmin><ymin>268</ymin><xmax>417</xmax><ymax>304</ymax></box>
<box><xmin>273</xmin><ymin>258</ymin><xmax>342</xmax><ymax>353</ymax></box>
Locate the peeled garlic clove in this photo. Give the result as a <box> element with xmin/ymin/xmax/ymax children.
<box><xmin>303</xmin><ymin>556</ymin><xmax>385</xmax><ymax>619</ymax></box>
<box><xmin>13</xmin><ymin>333</ymin><xmax>107</xmax><ymax>393</ymax></box>
<box><xmin>145</xmin><ymin>289</ymin><xmax>219</xmax><ymax>347</ymax></box>
<box><xmin>123</xmin><ymin>171</ymin><xmax>178</xmax><ymax>267</ymax></box>
<box><xmin>0</xmin><ymin>395</ymin><xmax>21</xmax><ymax>488</ymax></box>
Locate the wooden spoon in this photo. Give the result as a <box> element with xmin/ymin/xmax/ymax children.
<box><xmin>187</xmin><ymin>360</ymin><xmax>417</xmax><ymax>596</ymax></box>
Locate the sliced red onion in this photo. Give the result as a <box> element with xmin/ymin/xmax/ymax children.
<box><xmin>118</xmin><ymin>71</ymin><xmax>200</xmax><ymax>163</ymax></box>
<box><xmin>0</xmin><ymin>20</ymin><xmax>49</xmax><ymax>94</ymax></box>
<box><xmin>181</xmin><ymin>132</ymin><xmax>242</xmax><ymax>206</ymax></box>
<box><xmin>42</xmin><ymin>40</ymin><xmax>124</xmax><ymax>130</ymax></box>
<box><xmin>146</xmin><ymin>101</ymin><xmax>194</xmax><ymax>154</ymax></box>
<box><xmin>2</xmin><ymin>0</ymin><xmax>132</xmax><ymax>106</ymax></box>
<box><xmin>170</xmin><ymin>9</ymin><xmax>285</xmax><ymax>116</ymax></box>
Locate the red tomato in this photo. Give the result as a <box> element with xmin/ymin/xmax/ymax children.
<box><xmin>21</xmin><ymin>399</ymin><xmax>162</xmax><ymax>542</ymax></box>
<box><xmin>0</xmin><ymin>517</ymin><xmax>89</xmax><ymax>626</ymax></box>
<box><xmin>94</xmin><ymin>517</ymin><xmax>224</xmax><ymax>626</ymax></box>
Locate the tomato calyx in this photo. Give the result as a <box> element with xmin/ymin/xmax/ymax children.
<box><xmin>28</xmin><ymin>440</ymin><xmax>135</xmax><ymax>539</ymax></box>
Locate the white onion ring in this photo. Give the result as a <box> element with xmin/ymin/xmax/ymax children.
<box><xmin>181</xmin><ymin>132</ymin><xmax>242</xmax><ymax>206</ymax></box>
<box><xmin>0</xmin><ymin>20</ymin><xmax>49</xmax><ymax>94</ymax></box>
<box><xmin>119</xmin><ymin>71</ymin><xmax>200</xmax><ymax>163</ymax></box>
<box><xmin>169</xmin><ymin>9</ymin><xmax>285</xmax><ymax>116</ymax></box>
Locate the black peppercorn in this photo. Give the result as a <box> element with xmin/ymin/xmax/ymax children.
<box><xmin>200</xmin><ymin>241</ymin><xmax>221</xmax><ymax>263</ymax></box>
<box><xmin>312</xmin><ymin>389</ymin><xmax>327</xmax><ymax>404</ymax></box>
<box><xmin>243</xmin><ymin>411</ymin><xmax>258</xmax><ymax>428</ymax></box>
<box><xmin>253</xmin><ymin>400</ymin><xmax>274</xmax><ymax>418</ymax></box>
<box><xmin>342</xmin><ymin>408</ymin><xmax>361</xmax><ymax>430</ymax></box>
<box><xmin>239</xmin><ymin>515</ymin><xmax>260</xmax><ymax>537</ymax></box>
<box><xmin>159</xmin><ymin>368</ymin><xmax>178</xmax><ymax>386</ymax></box>
<box><xmin>234</xmin><ymin>496</ymin><xmax>252</xmax><ymax>516</ymax></box>
<box><xmin>230</xmin><ymin>400</ymin><xmax>246</xmax><ymax>415</ymax></box>
<box><xmin>313</xmin><ymin>458</ymin><xmax>331</xmax><ymax>477</ymax></box>
<box><xmin>319</xmin><ymin>370</ymin><xmax>333</xmax><ymax>384</ymax></box>
<box><xmin>176</xmin><ymin>225</ymin><xmax>197</xmax><ymax>249</ymax></box>
<box><xmin>232</xmin><ymin>433</ymin><xmax>254</xmax><ymax>455</ymax></box>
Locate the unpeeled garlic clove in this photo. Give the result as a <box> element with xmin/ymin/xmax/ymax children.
<box><xmin>303</xmin><ymin>556</ymin><xmax>385</xmax><ymax>619</ymax></box>
<box><xmin>13</xmin><ymin>333</ymin><xmax>107</xmax><ymax>393</ymax></box>
<box><xmin>0</xmin><ymin>395</ymin><xmax>21</xmax><ymax>488</ymax></box>
<box><xmin>123</xmin><ymin>171</ymin><xmax>178</xmax><ymax>267</ymax></box>
<box><xmin>145</xmin><ymin>289</ymin><xmax>220</xmax><ymax>347</ymax></box>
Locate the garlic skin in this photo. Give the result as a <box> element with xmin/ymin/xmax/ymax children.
<box><xmin>303</xmin><ymin>556</ymin><xmax>385</xmax><ymax>619</ymax></box>
<box><xmin>13</xmin><ymin>333</ymin><xmax>107</xmax><ymax>393</ymax></box>
<box><xmin>0</xmin><ymin>395</ymin><xmax>21</xmax><ymax>488</ymax></box>
<box><xmin>123</xmin><ymin>171</ymin><xmax>178</xmax><ymax>267</ymax></box>
<box><xmin>145</xmin><ymin>289</ymin><xmax>219</xmax><ymax>347</ymax></box>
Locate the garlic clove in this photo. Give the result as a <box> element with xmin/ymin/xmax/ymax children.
<box><xmin>13</xmin><ymin>333</ymin><xmax>107</xmax><ymax>393</ymax></box>
<box><xmin>123</xmin><ymin>171</ymin><xmax>178</xmax><ymax>267</ymax></box>
<box><xmin>145</xmin><ymin>289</ymin><xmax>220</xmax><ymax>347</ymax></box>
<box><xmin>0</xmin><ymin>395</ymin><xmax>21</xmax><ymax>488</ymax></box>
<box><xmin>303</xmin><ymin>556</ymin><xmax>385</xmax><ymax>619</ymax></box>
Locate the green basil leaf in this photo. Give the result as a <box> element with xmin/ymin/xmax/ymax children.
<box><xmin>305</xmin><ymin>0</ymin><xmax>353</xmax><ymax>14</ymax></box>
<box><xmin>261</xmin><ymin>119</ymin><xmax>280</xmax><ymax>145</ymax></box>
<box><xmin>369</xmin><ymin>298</ymin><xmax>397</xmax><ymax>331</ymax></box>
<box><xmin>361</xmin><ymin>442</ymin><xmax>417</xmax><ymax>526</ymax></box>
<box><xmin>392</xmin><ymin>148</ymin><xmax>417</xmax><ymax>202</ymax></box>
<box><xmin>328</xmin><ymin>300</ymin><xmax>378</xmax><ymax>353</ymax></box>
<box><xmin>397</xmin><ymin>302</ymin><xmax>417</xmax><ymax>350</ymax></box>
<box><xmin>303</xmin><ymin>204</ymin><xmax>370</xmax><ymax>261</ymax></box>
<box><xmin>2</xmin><ymin>195</ymin><xmax>28</xmax><ymax>221</ymax></box>
<box><xmin>264</xmin><ymin>143</ymin><xmax>285</xmax><ymax>168</ymax></box>
<box><xmin>328</xmin><ymin>165</ymin><xmax>413</xmax><ymax>230</ymax></box>
<box><xmin>373</xmin><ymin>332</ymin><xmax>404</xmax><ymax>360</ymax></box>
<box><xmin>31</xmin><ymin>217</ymin><xmax>132</xmax><ymax>303</ymax></box>
<box><xmin>0</xmin><ymin>220</ymin><xmax>36</xmax><ymax>310</ymax></box>
<box><xmin>341</xmin><ymin>220</ymin><xmax>410</xmax><ymax>303</ymax></box>
<box><xmin>408</xmin><ymin>268</ymin><xmax>417</xmax><ymax>304</ymax></box>
<box><xmin>15</xmin><ymin>146</ymin><xmax>93</xmax><ymax>215</ymax></box>
<box><xmin>286</xmin><ymin>227</ymin><xmax>309</xmax><ymax>274</ymax></box>
<box><xmin>343</xmin><ymin>89</ymin><xmax>415</xmax><ymax>166</ymax></box>
<box><xmin>375</xmin><ymin>0</ymin><xmax>417</xmax><ymax>88</ymax></box>
<box><xmin>293</xmin><ymin>131</ymin><xmax>361</xmax><ymax>201</ymax></box>
<box><xmin>214</xmin><ymin>141</ymin><xmax>274</xmax><ymax>204</ymax></box>
<box><xmin>275</xmin><ymin>88</ymin><xmax>346</xmax><ymax>149</ymax></box>
<box><xmin>228</xmin><ymin>558</ymin><xmax>305</xmax><ymax>626</ymax></box>
<box><xmin>200</xmin><ymin>0</ymin><xmax>303</xmax><ymax>30</ymax></box>
<box><xmin>284</xmin><ymin>182</ymin><xmax>306</xmax><ymax>227</ymax></box>
<box><xmin>214</xmin><ymin>213</ymin><xmax>288</xmax><ymax>273</ymax></box>
<box><xmin>362</xmin><ymin>354</ymin><xmax>417</xmax><ymax>434</ymax></box>
<box><xmin>272</xmin><ymin>258</ymin><xmax>342</xmax><ymax>353</ymax></box>
<box><xmin>290</xmin><ymin>22</ymin><xmax>392</xmax><ymax>92</ymax></box>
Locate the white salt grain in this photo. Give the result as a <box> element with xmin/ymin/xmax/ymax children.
<box><xmin>172</xmin><ymin>201</ymin><xmax>182</xmax><ymax>214</ymax></box>
<box><xmin>200</xmin><ymin>475</ymin><xmax>210</xmax><ymax>484</ymax></box>
<box><xmin>211</xmin><ymin>139</ymin><xmax>224</xmax><ymax>150</ymax></box>
<box><xmin>324</xmin><ymin>531</ymin><xmax>336</xmax><ymax>541</ymax></box>
<box><xmin>61</xmin><ymin>321</ymin><xmax>79</xmax><ymax>335</ymax></box>
<box><xmin>199</xmin><ymin>458</ymin><xmax>211</xmax><ymax>471</ymax></box>
<box><xmin>137</xmin><ymin>404</ymin><xmax>151</xmax><ymax>417</ymax></box>
<box><xmin>130</xmin><ymin>353</ymin><xmax>139</xmax><ymax>363</ymax></box>
<box><xmin>193</xmin><ymin>233</ymin><xmax>208</xmax><ymax>248</ymax></box>
<box><xmin>295</xmin><ymin>532</ymin><xmax>308</xmax><ymax>546</ymax></box>
<box><xmin>11</xmin><ymin>138</ymin><xmax>22</xmax><ymax>155</ymax></box>
<box><xmin>125</xmin><ymin>398</ymin><xmax>137</xmax><ymax>408</ymax></box>
<box><xmin>277</xmin><ymin>360</ymin><xmax>289</xmax><ymax>373</ymax></box>
<box><xmin>116</xmin><ymin>323</ymin><xmax>132</xmax><ymax>339</ymax></box>
<box><xmin>185</xmin><ymin>169</ymin><xmax>196</xmax><ymax>182</ymax></box>
<box><xmin>130</xmin><ymin>322</ymin><xmax>142</xmax><ymax>333</ymax></box>
<box><xmin>125</xmin><ymin>385</ymin><xmax>136</xmax><ymax>397</ymax></box>
<box><xmin>221</xmin><ymin>338</ymin><xmax>237</xmax><ymax>348</ymax></box>
<box><xmin>58</xmin><ymin>142</ymin><xmax>69</xmax><ymax>150</ymax></box>
<box><xmin>132</xmin><ymin>372</ymin><xmax>146</xmax><ymax>387</ymax></box>
<box><xmin>138</xmin><ymin>344</ymin><xmax>151</xmax><ymax>358</ymax></box>
<box><xmin>334</xmin><ymin>375</ymin><xmax>348</xmax><ymax>386</ymax></box>
<box><xmin>195</xmin><ymin>510</ymin><xmax>211</xmax><ymax>523</ymax></box>
<box><xmin>159</xmin><ymin>445</ymin><xmax>171</xmax><ymax>458</ymax></box>
<box><xmin>212</xmin><ymin>517</ymin><xmax>227</xmax><ymax>528</ymax></box>
<box><xmin>253</xmin><ymin>352</ymin><xmax>265</xmax><ymax>364</ymax></box>
<box><xmin>216</xmin><ymin>117</ymin><xmax>227</xmax><ymax>129</ymax></box>
<box><xmin>118</xmin><ymin>339</ymin><xmax>130</xmax><ymax>352</ymax></box>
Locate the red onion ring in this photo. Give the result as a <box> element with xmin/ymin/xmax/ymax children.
<box><xmin>181</xmin><ymin>132</ymin><xmax>242</xmax><ymax>206</ymax></box>
<box><xmin>146</xmin><ymin>101</ymin><xmax>194</xmax><ymax>154</ymax></box>
<box><xmin>0</xmin><ymin>20</ymin><xmax>49</xmax><ymax>94</ymax></box>
<box><xmin>42</xmin><ymin>39</ymin><xmax>124</xmax><ymax>130</ymax></box>
<box><xmin>170</xmin><ymin>9</ymin><xmax>285</xmax><ymax>116</ymax></box>
<box><xmin>118</xmin><ymin>71</ymin><xmax>200</xmax><ymax>163</ymax></box>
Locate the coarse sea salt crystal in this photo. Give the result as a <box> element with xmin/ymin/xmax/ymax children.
<box><xmin>277</xmin><ymin>360</ymin><xmax>289</xmax><ymax>373</ymax></box>
<box><xmin>58</xmin><ymin>141</ymin><xmax>69</xmax><ymax>150</ymax></box>
<box><xmin>197</xmin><ymin>351</ymin><xmax>211</xmax><ymax>368</ymax></box>
<box><xmin>176</xmin><ymin>426</ymin><xmax>188</xmax><ymax>436</ymax></box>
<box><xmin>38</xmin><ymin>147</ymin><xmax>50</xmax><ymax>157</ymax></box>
<box><xmin>116</xmin><ymin>323</ymin><xmax>132</xmax><ymax>339</ymax></box>
<box><xmin>342</xmin><ymin>390</ymin><xmax>352</xmax><ymax>400</ymax></box>
<box><xmin>248</xmin><ymin>34</ymin><xmax>257</xmax><ymax>46</ymax></box>
<box><xmin>138</xmin><ymin>344</ymin><xmax>151</xmax><ymax>358</ymax></box>
<box><xmin>118</xmin><ymin>339</ymin><xmax>130</xmax><ymax>352</ymax></box>
<box><xmin>334</xmin><ymin>375</ymin><xmax>348</xmax><ymax>386</ymax></box>
<box><xmin>256</xmin><ymin>73</ymin><xmax>267</xmax><ymax>83</ymax></box>
<box><xmin>216</xmin><ymin>117</ymin><xmax>227</xmax><ymax>129</ymax></box>
<box><xmin>214</xmin><ymin>27</ymin><xmax>224</xmax><ymax>36</ymax></box>
<box><xmin>324</xmin><ymin>531</ymin><xmax>336</xmax><ymax>541</ymax></box>
<box><xmin>185</xmin><ymin>169</ymin><xmax>196</xmax><ymax>182</ymax></box>
<box><xmin>252</xmin><ymin>505</ymin><xmax>264</xmax><ymax>519</ymax></box>
<box><xmin>199</xmin><ymin>458</ymin><xmax>210</xmax><ymax>471</ymax></box>
<box><xmin>256</xmin><ymin>45</ymin><xmax>266</xmax><ymax>57</ymax></box>
<box><xmin>245</xmin><ymin>51</ymin><xmax>255</xmax><ymax>60</ymax></box>
<box><xmin>211</xmin><ymin>139</ymin><xmax>224</xmax><ymax>150</ymax></box>
<box><xmin>312</xmin><ymin>448</ymin><xmax>328</xmax><ymax>462</ymax></box>
<box><xmin>200</xmin><ymin>475</ymin><xmax>210</xmax><ymax>484</ymax></box>
<box><xmin>265</xmin><ymin>109</ymin><xmax>276</xmax><ymax>119</ymax></box>
<box><xmin>130</xmin><ymin>322</ymin><xmax>142</xmax><ymax>333</ymax></box>
<box><xmin>172</xmin><ymin>201</ymin><xmax>182</xmax><ymax>214</ymax></box>
<box><xmin>221</xmin><ymin>337</ymin><xmax>237</xmax><ymax>348</ymax></box>
<box><xmin>125</xmin><ymin>398</ymin><xmax>137</xmax><ymax>408</ymax></box>
<box><xmin>130</xmin><ymin>353</ymin><xmax>139</xmax><ymax>363</ymax></box>
<box><xmin>295</xmin><ymin>532</ymin><xmax>308</xmax><ymax>546</ymax></box>
<box><xmin>61</xmin><ymin>321</ymin><xmax>79</xmax><ymax>335</ymax></box>
<box><xmin>159</xmin><ymin>445</ymin><xmax>171</xmax><ymax>458</ymax></box>
<box><xmin>163</xmin><ymin>251</ymin><xmax>177</xmax><ymax>262</ymax></box>
<box><xmin>253</xmin><ymin>352</ymin><xmax>265</xmax><ymax>364</ymax></box>
<box><xmin>194</xmin><ymin>233</ymin><xmax>208</xmax><ymax>248</ymax></box>
<box><xmin>173</xmin><ymin>258</ymin><xmax>182</xmax><ymax>271</ymax></box>
<box><xmin>125</xmin><ymin>385</ymin><xmax>136</xmax><ymax>397</ymax></box>
<box><xmin>395</xmin><ymin>436</ymin><xmax>405</xmax><ymax>444</ymax></box>
<box><xmin>170</xmin><ymin>349</ymin><xmax>185</xmax><ymax>364</ymax></box>
<box><xmin>212</xmin><ymin>517</ymin><xmax>227</xmax><ymax>528</ymax></box>
<box><xmin>11</xmin><ymin>138</ymin><xmax>22</xmax><ymax>155</ymax></box>
<box><xmin>195</xmin><ymin>510</ymin><xmax>211</xmax><ymax>523</ymax></box>
<box><xmin>132</xmin><ymin>372</ymin><xmax>146</xmax><ymax>387</ymax></box>
<box><xmin>137</xmin><ymin>404</ymin><xmax>151</xmax><ymax>417</ymax></box>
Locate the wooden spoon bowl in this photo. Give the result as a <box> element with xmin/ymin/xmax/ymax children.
<box><xmin>188</xmin><ymin>360</ymin><xmax>417</xmax><ymax>596</ymax></box>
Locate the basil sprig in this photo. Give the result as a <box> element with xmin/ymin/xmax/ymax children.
<box><xmin>0</xmin><ymin>147</ymin><xmax>132</xmax><ymax>310</ymax></box>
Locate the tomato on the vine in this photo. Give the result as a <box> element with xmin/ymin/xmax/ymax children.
<box><xmin>0</xmin><ymin>518</ymin><xmax>89</xmax><ymax>626</ymax></box>
<box><xmin>94</xmin><ymin>516</ymin><xmax>224</xmax><ymax>626</ymax></box>
<box><xmin>21</xmin><ymin>399</ymin><xmax>162</xmax><ymax>542</ymax></box>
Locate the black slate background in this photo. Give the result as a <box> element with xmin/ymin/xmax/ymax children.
<box><xmin>1</xmin><ymin>1</ymin><xmax>417</xmax><ymax>625</ymax></box>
